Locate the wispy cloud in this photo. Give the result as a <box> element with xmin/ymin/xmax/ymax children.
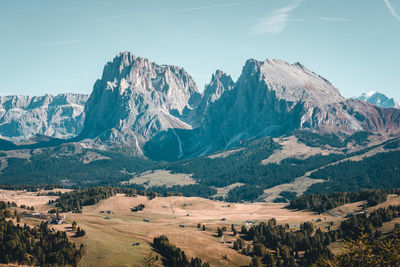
<box><xmin>384</xmin><ymin>0</ymin><xmax>400</xmax><ymax>21</ymax></box>
<box><xmin>41</xmin><ymin>39</ymin><xmax>85</xmax><ymax>46</ymax></box>
<box><xmin>106</xmin><ymin>1</ymin><xmax>265</xmax><ymax>20</ymax></box>
<box><xmin>251</xmin><ymin>0</ymin><xmax>302</xmax><ymax>36</ymax></box>
<box><xmin>315</xmin><ymin>17</ymin><xmax>351</xmax><ymax>22</ymax></box>
<box><xmin>250</xmin><ymin>0</ymin><xmax>351</xmax><ymax>37</ymax></box>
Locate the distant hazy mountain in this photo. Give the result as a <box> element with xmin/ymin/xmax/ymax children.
<box><xmin>356</xmin><ymin>91</ymin><xmax>399</xmax><ymax>109</ymax></box>
<box><xmin>0</xmin><ymin>93</ymin><xmax>88</xmax><ymax>142</ymax></box>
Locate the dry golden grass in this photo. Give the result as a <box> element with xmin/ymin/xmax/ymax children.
<box><xmin>211</xmin><ymin>183</ymin><xmax>245</xmax><ymax>199</ymax></box>
<box><xmin>61</xmin><ymin>194</ymin><xmax>330</xmax><ymax>267</ymax></box>
<box><xmin>261</xmin><ymin>136</ymin><xmax>339</xmax><ymax>165</ymax></box>
<box><xmin>2</xmin><ymin>190</ymin><xmax>399</xmax><ymax>266</ymax></box>
<box><xmin>125</xmin><ymin>170</ymin><xmax>196</xmax><ymax>189</ymax></box>
<box><xmin>258</xmin><ymin>177</ymin><xmax>325</xmax><ymax>202</ymax></box>
<box><xmin>365</xmin><ymin>194</ymin><xmax>400</xmax><ymax>212</ymax></box>
<box><xmin>0</xmin><ymin>190</ymin><xmax>331</xmax><ymax>266</ymax></box>
<box><xmin>0</xmin><ymin>189</ymin><xmax>71</xmax><ymax>212</ymax></box>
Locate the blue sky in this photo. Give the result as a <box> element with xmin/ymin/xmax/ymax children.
<box><xmin>1</xmin><ymin>0</ymin><xmax>399</xmax><ymax>102</ymax></box>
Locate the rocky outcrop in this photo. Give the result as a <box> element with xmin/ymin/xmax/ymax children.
<box><xmin>0</xmin><ymin>93</ymin><xmax>88</xmax><ymax>142</ymax></box>
<box><xmin>340</xmin><ymin>99</ymin><xmax>400</xmax><ymax>132</ymax></box>
<box><xmin>195</xmin><ymin>70</ymin><xmax>234</xmax><ymax>121</ymax></box>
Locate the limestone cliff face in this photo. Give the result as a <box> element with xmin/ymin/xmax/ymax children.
<box><xmin>198</xmin><ymin>59</ymin><xmax>342</xmax><ymax>151</ymax></box>
<box><xmin>80</xmin><ymin>53</ymin><xmax>400</xmax><ymax>159</ymax></box>
<box><xmin>0</xmin><ymin>93</ymin><xmax>88</xmax><ymax>142</ymax></box>
<box><xmin>198</xmin><ymin>59</ymin><xmax>400</xmax><ymax>153</ymax></box>
<box><xmin>79</xmin><ymin>52</ymin><xmax>200</xmax><ymax>154</ymax></box>
<box><xmin>195</xmin><ymin>70</ymin><xmax>234</xmax><ymax>120</ymax></box>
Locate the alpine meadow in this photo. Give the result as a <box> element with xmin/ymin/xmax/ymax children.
<box><xmin>1</xmin><ymin>1</ymin><xmax>400</xmax><ymax>266</ymax></box>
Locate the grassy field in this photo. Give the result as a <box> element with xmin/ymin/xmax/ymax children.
<box><xmin>0</xmin><ymin>190</ymin><xmax>327</xmax><ymax>267</ymax></box>
<box><xmin>258</xmin><ymin>177</ymin><xmax>325</xmax><ymax>202</ymax></box>
<box><xmin>261</xmin><ymin>136</ymin><xmax>339</xmax><ymax>165</ymax></box>
<box><xmin>68</xmin><ymin>194</ymin><xmax>325</xmax><ymax>267</ymax></box>
<box><xmin>1</xmin><ymin>190</ymin><xmax>399</xmax><ymax>266</ymax></box>
<box><xmin>211</xmin><ymin>183</ymin><xmax>245</xmax><ymax>199</ymax></box>
<box><xmin>124</xmin><ymin>170</ymin><xmax>196</xmax><ymax>188</ymax></box>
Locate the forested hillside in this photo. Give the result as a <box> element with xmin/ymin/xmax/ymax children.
<box><xmin>0</xmin><ymin>148</ymin><xmax>156</xmax><ymax>186</ymax></box>
<box><xmin>166</xmin><ymin>137</ymin><xmax>345</xmax><ymax>201</ymax></box>
<box><xmin>288</xmin><ymin>189</ymin><xmax>399</xmax><ymax>212</ymax></box>
<box><xmin>1</xmin><ymin>135</ymin><xmax>400</xmax><ymax>202</ymax></box>
<box><xmin>0</xmin><ymin>201</ymin><xmax>84</xmax><ymax>265</ymax></box>
<box><xmin>307</xmin><ymin>150</ymin><xmax>400</xmax><ymax>194</ymax></box>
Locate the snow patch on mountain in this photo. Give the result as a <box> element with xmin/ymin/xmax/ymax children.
<box><xmin>356</xmin><ymin>91</ymin><xmax>398</xmax><ymax>109</ymax></box>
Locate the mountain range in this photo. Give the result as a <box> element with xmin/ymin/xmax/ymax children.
<box><xmin>1</xmin><ymin>52</ymin><xmax>400</xmax><ymax>161</ymax></box>
<box><xmin>0</xmin><ymin>94</ymin><xmax>88</xmax><ymax>142</ymax></box>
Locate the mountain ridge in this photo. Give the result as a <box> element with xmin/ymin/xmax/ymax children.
<box><xmin>1</xmin><ymin>52</ymin><xmax>400</xmax><ymax>161</ymax></box>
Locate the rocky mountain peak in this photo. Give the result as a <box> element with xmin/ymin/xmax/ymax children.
<box><xmin>240</xmin><ymin>58</ymin><xmax>344</xmax><ymax>105</ymax></box>
<box><xmin>79</xmin><ymin>52</ymin><xmax>200</xmax><ymax>153</ymax></box>
<box><xmin>203</xmin><ymin>70</ymin><xmax>234</xmax><ymax>104</ymax></box>
<box><xmin>101</xmin><ymin>51</ymin><xmax>136</xmax><ymax>82</ymax></box>
<box><xmin>189</xmin><ymin>70</ymin><xmax>234</xmax><ymax>125</ymax></box>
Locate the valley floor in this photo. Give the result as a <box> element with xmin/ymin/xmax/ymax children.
<box><xmin>64</xmin><ymin>195</ymin><xmax>326</xmax><ymax>267</ymax></box>
<box><xmin>1</xmin><ymin>190</ymin><xmax>399</xmax><ymax>267</ymax></box>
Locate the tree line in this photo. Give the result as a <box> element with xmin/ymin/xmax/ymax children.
<box><xmin>288</xmin><ymin>189</ymin><xmax>399</xmax><ymax>213</ymax></box>
<box><xmin>0</xmin><ymin>148</ymin><xmax>157</xmax><ymax>186</ymax></box>
<box><xmin>153</xmin><ymin>235</ymin><xmax>209</xmax><ymax>267</ymax></box>
<box><xmin>294</xmin><ymin>130</ymin><xmax>372</xmax><ymax>148</ymax></box>
<box><xmin>166</xmin><ymin>137</ymin><xmax>346</xmax><ymax>201</ymax></box>
<box><xmin>52</xmin><ymin>186</ymin><xmax>184</xmax><ymax>213</ymax></box>
<box><xmin>234</xmin><ymin>204</ymin><xmax>400</xmax><ymax>266</ymax></box>
<box><xmin>0</xmin><ymin>184</ymin><xmax>63</xmax><ymax>192</ymax></box>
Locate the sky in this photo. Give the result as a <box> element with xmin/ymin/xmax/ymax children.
<box><xmin>0</xmin><ymin>0</ymin><xmax>400</xmax><ymax>102</ymax></box>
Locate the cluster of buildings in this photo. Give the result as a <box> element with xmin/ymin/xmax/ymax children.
<box><xmin>21</xmin><ymin>211</ymin><xmax>65</xmax><ymax>224</ymax></box>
